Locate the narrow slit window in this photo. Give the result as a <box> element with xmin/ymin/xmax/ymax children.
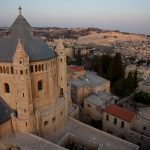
<box><xmin>38</xmin><ymin>80</ymin><xmax>43</xmax><ymax>91</ymax></box>
<box><xmin>5</xmin><ymin>83</ymin><xmax>10</xmax><ymax>93</ymax></box>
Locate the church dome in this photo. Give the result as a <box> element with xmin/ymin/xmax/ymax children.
<box><xmin>0</xmin><ymin>9</ymin><xmax>56</xmax><ymax>62</ymax></box>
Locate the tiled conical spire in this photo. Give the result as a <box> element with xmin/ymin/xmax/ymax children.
<box><xmin>17</xmin><ymin>39</ymin><xmax>27</xmax><ymax>56</ymax></box>
<box><xmin>13</xmin><ymin>39</ymin><xmax>27</xmax><ymax>59</ymax></box>
<box><xmin>56</xmin><ymin>38</ymin><xmax>65</xmax><ymax>51</ymax></box>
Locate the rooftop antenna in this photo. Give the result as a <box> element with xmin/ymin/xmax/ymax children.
<box><xmin>18</xmin><ymin>6</ymin><xmax>22</xmax><ymax>15</ymax></box>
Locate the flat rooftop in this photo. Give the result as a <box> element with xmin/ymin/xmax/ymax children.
<box><xmin>142</xmin><ymin>80</ymin><xmax>150</xmax><ymax>86</ymax></box>
<box><xmin>70</xmin><ymin>71</ymin><xmax>110</xmax><ymax>88</ymax></box>
<box><xmin>50</xmin><ymin>117</ymin><xmax>139</xmax><ymax>150</ymax></box>
<box><xmin>85</xmin><ymin>91</ymin><xmax>116</xmax><ymax>107</ymax></box>
<box><xmin>0</xmin><ymin>133</ymin><xmax>66</xmax><ymax>150</ymax></box>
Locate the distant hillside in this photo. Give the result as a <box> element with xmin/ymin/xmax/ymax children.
<box><xmin>78</xmin><ymin>31</ymin><xmax>149</xmax><ymax>46</ymax></box>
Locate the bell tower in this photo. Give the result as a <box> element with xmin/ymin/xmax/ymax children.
<box><xmin>12</xmin><ymin>39</ymin><xmax>36</xmax><ymax>133</ymax></box>
<box><xmin>56</xmin><ymin>38</ymin><xmax>67</xmax><ymax>94</ymax></box>
<box><xmin>56</xmin><ymin>38</ymin><xmax>68</xmax><ymax>117</ymax></box>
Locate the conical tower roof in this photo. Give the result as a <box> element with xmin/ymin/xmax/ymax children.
<box><xmin>0</xmin><ymin>8</ymin><xmax>56</xmax><ymax>62</ymax></box>
<box><xmin>13</xmin><ymin>39</ymin><xmax>27</xmax><ymax>59</ymax></box>
<box><xmin>56</xmin><ymin>38</ymin><xmax>65</xmax><ymax>51</ymax></box>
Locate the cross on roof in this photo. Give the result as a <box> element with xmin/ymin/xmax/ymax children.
<box><xmin>18</xmin><ymin>6</ymin><xmax>22</xmax><ymax>15</ymax></box>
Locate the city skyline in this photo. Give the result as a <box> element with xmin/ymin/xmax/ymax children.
<box><xmin>0</xmin><ymin>0</ymin><xmax>150</xmax><ymax>34</ymax></box>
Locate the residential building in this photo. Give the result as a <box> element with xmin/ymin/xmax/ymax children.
<box><xmin>67</xmin><ymin>65</ymin><xmax>85</xmax><ymax>80</ymax></box>
<box><xmin>125</xmin><ymin>64</ymin><xmax>150</xmax><ymax>80</ymax></box>
<box><xmin>84</xmin><ymin>92</ymin><xmax>118</xmax><ymax>121</ymax></box>
<box><xmin>139</xmin><ymin>80</ymin><xmax>150</xmax><ymax>94</ymax></box>
<box><xmin>69</xmin><ymin>71</ymin><xmax>110</xmax><ymax>105</ymax></box>
<box><xmin>103</xmin><ymin>104</ymin><xmax>150</xmax><ymax>150</ymax></box>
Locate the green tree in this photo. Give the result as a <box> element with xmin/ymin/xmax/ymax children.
<box><xmin>92</xmin><ymin>55</ymin><xmax>101</xmax><ymax>73</ymax></box>
<box><xmin>133</xmin><ymin>91</ymin><xmax>150</xmax><ymax>106</ymax></box>
<box><xmin>133</xmin><ymin>69</ymin><xmax>138</xmax><ymax>88</ymax></box>
<box><xmin>112</xmin><ymin>72</ymin><xmax>137</xmax><ymax>98</ymax></box>
<box><xmin>99</xmin><ymin>55</ymin><xmax>111</xmax><ymax>77</ymax></box>
<box><xmin>91</xmin><ymin>53</ymin><xmax>137</xmax><ymax>98</ymax></box>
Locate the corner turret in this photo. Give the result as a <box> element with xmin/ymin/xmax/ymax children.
<box><xmin>12</xmin><ymin>39</ymin><xmax>36</xmax><ymax>133</ymax></box>
<box><xmin>55</xmin><ymin>38</ymin><xmax>65</xmax><ymax>56</ymax></box>
<box><xmin>56</xmin><ymin>39</ymin><xmax>68</xmax><ymax>117</ymax></box>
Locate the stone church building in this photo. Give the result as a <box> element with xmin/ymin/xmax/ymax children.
<box><xmin>0</xmin><ymin>8</ymin><xmax>140</xmax><ymax>150</ymax></box>
<box><xmin>0</xmin><ymin>8</ymin><xmax>69</xmax><ymax>138</ymax></box>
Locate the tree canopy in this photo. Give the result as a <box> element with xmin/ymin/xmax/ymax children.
<box><xmin>91</xmin><ymin>53</ymin><xmax>138</xmax><ymax>97</ymax></box>
<box><xmin>92</xmin><ymin>53</ymin><xmax>124</xmax><ymax>84</ymax></box>
<box><xmin>133</xmin><ymin>91</ymin><xmax>150</xmax><ymax>106</ymax></box>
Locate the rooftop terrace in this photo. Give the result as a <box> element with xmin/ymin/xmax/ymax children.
<box><xmin>50</xmin><ymin>117</ymin><xmax>139</xmax><ymax>150</ymax></box>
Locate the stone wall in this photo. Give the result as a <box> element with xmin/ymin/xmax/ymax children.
<box><xmin>127</xmin><ymin>129</ymin><xmax>150</xmax><ymax>150</ymax></box>
<box><xmin>103</xmin><ymin>112</ymin><xmax>133</xmax><ymax>137</ymax></box>
<box><xmin>102</xmin><ymin>112</ymin><xmax>150</xmax><ymax>150</ymax></box>
<box><xmin>70</xmin><ymin>104</ymin><xmax>79</xmax><ymax>119</ymax></box>
<box><xmin>38</xmin><ymin>97</ymin><xmax>66</xmax><ymax>139</ymax></box>
<box><xmin>0</xmin><ymin>63</ymin><xmax>16</xmax><ymax>109</ymax></box>
<box><xmin>0</xmin><ymin>55</ymin><xmax>68</xmax><ymax>138</ymax></box>
<box><xmin>0</xmin><ymin>120</ymin><xmax>13</xmax><ymax>138</ymax></box>
<box><xmin>84</xmin><ymin>101</ymin><xmax>103</xmax><ymax>121</ymax></box>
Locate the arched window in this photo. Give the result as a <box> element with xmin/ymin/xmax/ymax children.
<box><xmin>106</xmin><ymin>114</ymin><xmax>109</xmax><ymax>121</ymax></box>
<box><xmin>3</xmin><ymin>66</ymin><xmax>6</xmax><ymax>74</ymax></box>
<box><xmin>30</xmin><ymin>65</ymin><xmax>33</xmax><ymax>73</ymax></box>
<box><xmin>38</xmin><ymin>64</ymin><xmax>41</xmax><ymax>71</ymax></box>
<box><xmin>114</xmin><ymin>118</ymin><xmax>117</xmax><ymax>125</ymax></box>
<box><xmin>19</xmin><ymin>60</ymin><xmax>23</xmax><ymax>64</ymax></box>
<box><xmin>52</xmin><ymin>117</ymin><xmax>56</xmax><ymax>123</ymax></box>
<box><xmin>60</xmin><ymin>88</ymin><xmax>63</xmax><ymax>96</ymax></box>
<box><xmin>5</xmin><ymin>83</ymin><xmax>10</xmax><ymax>93</ymax></box>
<box><xmin>121</xmin><ymin>121</ymin><xmax>124</xmax><ymax>128</ymax></box>
<box><xmin>6</xmin><ymin>67</ymin><xmax>9</xmax><ymax>74</ymax></box>
<box><xmin>0</xmin><ymin>67</ymin><xmax>2</xmax><ymax>73</ymax></box>
<box><xmin>11</xmin><ymin>66</ymin><xmax>14</xmax><ymax>74</ymax></box>
<box><xmin>60</xmin><ymin>111</ymin><xmax>63</xmax><ymax>116</ymax></box>
<box><xmin>35</xmin><ymin>65</ymin><xmax>38</xmax><ymax>72</ymax></box>
<box><xmin>38</xmin><ymin>80</ymin><xmax>43</xmax><ymax>91</ymax></box>
<box><xmin>20</xmin><ymin>70</ymin><xmax>23</xmax><ymax>75</ymax></box>
<box><xmin>44</xmin><ymin>121</ymin><xmax>48</xmax><ymax>127</ymax></box>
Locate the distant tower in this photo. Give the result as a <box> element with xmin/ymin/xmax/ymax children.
<box><xmin>12</xmin><ymin>39</ymin><xmax>35</xmax><ymax>133</ymax></box>
<box><xmin>55</xmin><ymin>38</ymin><xmax>68</xmax><ymax>117</ymax></box>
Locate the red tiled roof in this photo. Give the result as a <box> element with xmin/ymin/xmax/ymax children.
<box><xmin>68</xmin><ymin>65</ymin><xmax>84</xmax><ymax>72</ymax></box>
<box><xmin>104</xmin><ymin>104</ymin><xmax>135</xmax><ymax>122</ymax></box>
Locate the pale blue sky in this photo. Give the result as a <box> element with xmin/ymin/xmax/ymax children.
<box><xmin>0</xmin><ymin>0</ymin><xmax>150</xmax><ymax>34</ymax></box>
